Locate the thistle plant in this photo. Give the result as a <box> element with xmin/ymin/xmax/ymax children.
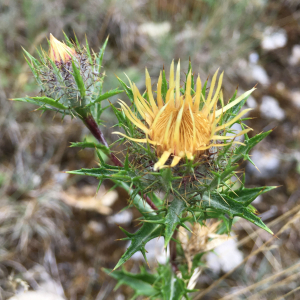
<box><xmin>13</xmin><ymin>34</ymin><xmax>276</xmax><ymax>299</ymax></box>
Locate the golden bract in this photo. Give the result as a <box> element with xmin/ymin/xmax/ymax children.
<box><xmin>114</xmin><ymin>61</ymin><xmax>254</xmax><ymax>171</ymax></box>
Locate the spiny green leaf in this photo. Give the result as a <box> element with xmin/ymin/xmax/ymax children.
<box><xmin>201</xmin><ymin>193</ymin><xmax>273</xmax><ymax>234</ymax></box>
<box><xmin>86</xmin><ymin>88</ymin><xmax>123</xmax><ymax>108</ymax></box>
<box><xmin>70</xmin><ymin>141</ymin><xmax>110</xmax><ymax>155</ymax></box>
<box><xmin>103</xmin><ymin>268</ymin><xmax>157</xmax><ymax>299</ymax></box>
<box><xmin>71</xmin><ymin>60</ymin><xmax>86</xmax><ymax>99</ymax></box>
<box><xmin>23</xmin><ymin>56</ymin><xmax>43</xmax><ymax>87</ymax></box>
<box><xmin>208</xmin><ymin>165</ymin><xmax>238</xmax><ymax>191</ymax></box>
<box><xmin>62</xmin><ymin>31</ymin><xmax>73</xmax><ymax>47</ymax></box>
<box><xmin>85</xmin><ymin>35</ymin><xmax>93</xmax><ymax>64</ymax></box>
<box><xmin>164</xmin><ymin>197</ymin><xmax>186</xmax><ymax>247</ymax></box>
<box><xmin>72</xmin><ymin>31</ymin><xmax>81</xmax><ymax>49</ymax></box>
<box><xmin>228</xmin><ymin>186</ymin><xmax>277</xmax><ymax>206</ymax></box>
<box><xmin>114</xmin><ymin>222</ymin><xmax>163</xmax><ymax>270</ymax></box>
<box><xmin>185</xmin><ymin>60</ymin><xmax>194</xmax><ymax>93</ymax></box>
<box><xmin>97</xmin><ymin>36</ymin><xmax>109</xmax><ymax>74</ymax></box>
<box><xmin>161</xmin><ymin>68</ymin><xmax>168</xmax><ymax>101</ymax></box>
<box><xmin>232</xmin><ymin>130</ymin><xmax>272</xmax><ymax>164</ymax></box>
<box><xmin>159</xmin><ymin>265</ymin><xmax>192</xmax><ymax>300</ymax></box>
<box><xmin>117</xmin><ymin>76</ymin><xmax>134</xmax><ymax>103</ymax></box>
<box><xmin>12</xmin><ymin>97</ymin><xmax>68</xmax><ymax>110</ymax></box>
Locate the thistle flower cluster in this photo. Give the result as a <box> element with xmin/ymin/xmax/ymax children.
<box><xmin>44</xmin><ymin>34</ymin><xmax>96</xmax><ymax>108</ymax></box>
<box><xmin>17</xmin><ymin>33</ymin><xmax>121</xmax><ymax>118</ymax></box>
<box><xmin>115</xmin><ymin>61</ymin><xmax>254</xmax><ymax>171</ymax></box>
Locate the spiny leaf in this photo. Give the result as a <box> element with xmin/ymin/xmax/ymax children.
<box><xmin>164</xmin><ymin>197</ymin><xmax>186</xmax><ymax>247</ymax></box>
<box><xmin>86</xmin><ymin>88</ymin><xmax>123</xmax><ymax>107</ymax></box>
<box><xmin>208</xmin><ymin>165</ymin><xmax>238</xmax><ymax>192</ymax></box>
<box><xmin>114</xmin><ymin>222</ymin><xmax>163</xmax><ymax>270</ymax></box>
<box><xmin>228</xmin><ymin>186</ymin><xmax>277</xmax><ymax>206</ymax></box>
<box><xmin>103</xmin><ymin>268</ymin><xmax>157</xmax><ymax>299</ymax></box>
<box><xmin>70</xmin><ymin>141</ymin><xmax>110</xmax><ymax>155</ymax></box>
<box><xmin>71</xmin><ymin>60</ymin><xmax>86</xmax><ymax>99</ymax></box>
<box><xmin>201</xmin><ymin>193</ymin><xmax>273</xmax><ymax>234</ymax></box>
<box><xmin>159</xmin><ymin>265</ymin><xmax>192</xmax><ymax>300</ymax></box>
<box><xmin>62</xmin><ymin>31</ymin><xmax>73</xmax><ymax>47</ymax></box>
<box><xmin>97</xmin><ymin>35</ymin><xmax>109</xmax><ymax>75</ymax></box>
<box><xmin>117</xmin><ymin>76</ymin><xmax>134</xmax><ymax>103</ymax></box>
<box><xmin>161</xmin><ymin>69</ymin><xmax>168</xmax><ymax>101</ymax></box>
<box><xmin>232</xmin><ymin>130</ymin><xmax>272</xmax><ymax>164</ymax></box>
<box><xmin>85</xmin><ymin>35</ymin><xmax>93</xmax><ymax>64</ymax></box>
<box><xmin>12</xmin><ymin>97</ymin><xmax>68</xmax><ymax>110</ymax></box>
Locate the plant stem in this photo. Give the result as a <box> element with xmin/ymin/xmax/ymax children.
<box><xmin>77</xmin><ymin>108</ymin><xmax>158</xmax><ymax>211</ymax></box>
<box><xmin>170</xmin><ymin>228</ymin><xmax>179</xmax><ymax>273</ymax></box>
<box><xmin>80</xmin><ymin>112</ymin><xmax>122</xmax><ymax>167</ymax></box>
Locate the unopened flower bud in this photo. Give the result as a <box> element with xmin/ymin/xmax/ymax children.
<box><xmin>30</xmin><ymin>34</ymin><xmax>102</xmax><ymax>109</ymax></box>
<box><xmin>49</xmin><ymin>33</ymin><xmax>76</xmax><ymax>64</ymax></box>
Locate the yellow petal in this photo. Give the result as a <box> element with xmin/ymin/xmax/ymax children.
<box><xmin>211</xmin><ymin>128</ymin><xmax>252</xmax><ymax>140</ymax></box>
<box><xmin>204</xmin><ymin>69</ymin><xmax>219</xmax><ymax>112</ymax></box>
<box><xmin>171</xmin><ymin>156</ymin><xmax>182</xmax><ymax>167</ymax></box>
<box><xmin>157</xmin><ymin>71</ymin><xmax>164</xmax><ymax>108</ymax></box>
<box><xmin>175</xmin><ymin>60</ymin><xmax>181</xmax><ymax>107</ymax></box>
<box><xmin>173</xmin><ymin>103</ymin><xmax>185</xmax><ymax>149</ymax></box>
<box><xmin>119</xmin><ymin>101</ymin><xmax>149</xmax><ymax>133</ymax></box>
<box><xmin>145</xmin><ymin>69</ymin><xmax>158</xmax><ymax>114</ymax></box>
<box><xmin>215</xmin><ymin>108</ymin><xmax>252</xmax><ymax>133</ymax></box>
<box><xmin>193</xmin><ymin>75</ymin><xmax>202</xmax><ymax>112</ymax></box>
<box><xmin>169</xmin><ymin>60</ymin><xmax>174</xmax><ymax>102</ymax></box>
<box><xmin>154</xmin><ymin>151</ymin><xmax>171</xmax><ymax>171</ymax></box>
<box><xmin>208</xmin><ymin>71</ymin><xmax>223</xmax><ymax>112</ymax></box>
<box><xmin>215</xmin><ymin>88</ymin><xmax>256</xmax><ymax>117</ymax></box>
<box><xmin>112</xmin><ymin>132</ymin><xmax>158</xmax><ymax>145</ymax></box>
<box><xmin>185</xmin><ymin>70</ymin><xmax>193</xmax><ymax>107</ymax></box>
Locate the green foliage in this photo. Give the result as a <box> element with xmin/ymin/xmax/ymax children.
<box><xmin>115</xmin><ymin>222</ymin><xmax>163</xmax><ymax>270</ymax></box>
<box><xmin>104</xmin><ymin>264</ymin><xmax>195</xmax><ymax>300</ymax></box>
<box><xmin>103</xmin><ymin>267</ymin><xmax>158</xmax><ymax>299</ymax></box>
<box><xmin>164</xmin><ymin>197</ymin><xmax>186</xmax><ymax>247</ymax></box>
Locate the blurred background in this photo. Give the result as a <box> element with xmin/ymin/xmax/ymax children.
<box><xmin>1</xmin><ymin>0</ymin><xmax>300</xmax><ymax>299</ymax></box>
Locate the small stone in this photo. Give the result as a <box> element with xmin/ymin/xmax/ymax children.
<box><xmin>139</xmin><ymin>22</ymin><xmax>171</xmax><ymax>38</ymax></box>
<box><xmin>247</xmin><ymin>149</ymin><xmax>280</xmax><ymax>178</ymax></box>
<box><xmin>289</xmin><ymin>45</ymin><xmax>300</xmax><ymax>65</ymax></box>
<box><xmin>246</xmin><ymin>95</ymin><xmax>257</xmax><ymax>109</ymax></box>
<box><xmin>107</xmin><ymin>210</ymin><xmax>133</xmax><ymax>226</ymax></box>
<box><xmin>250</xmin><ymin>65</ymin><xmax>270</xmax><ymax>86</ymax></box>
<box><xmin>249</xmin><ymin>52</ymin><xmax>259</xmax><ymax>64</ymax></box>
<box><xmin>206</xmin><ymin>238</ymin><xmax>243</xmax><ymax>273</ymax></box>
<box><xmin>261</xmin><ymin>27</ymin><xmax>287</xmax><ymax>51</ymax></box>
<box><xmin>289</xmin><ymin>90</ymin><xmax>300</xmax><ymax>108</ymax></box>
<box><xmin>260</xmin><ymin>96</ymin><xmax>285</xmax><ymax>121</ymax></box>
<box><xmin>276</xmin><ymin>82</ymin><xmax>285</xmax><ymax>91</ymax></box>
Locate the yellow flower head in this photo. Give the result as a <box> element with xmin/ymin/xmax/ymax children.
<box><xmin>48</xmin><ymin>33</ymin><xmax>76</xmax><ymax>64</ymax></box>
<box><xmin>115</xmin><ymin>61</ymin><xmax>254</xmax><ymax>171</ymax></box>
